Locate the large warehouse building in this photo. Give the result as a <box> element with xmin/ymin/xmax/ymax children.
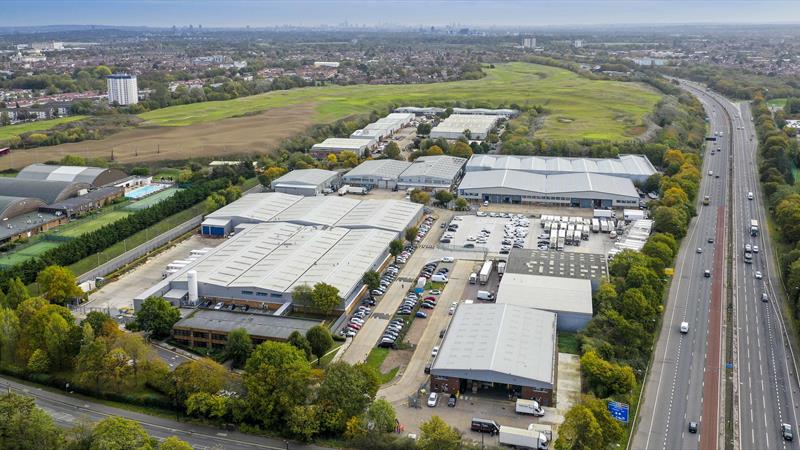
<box><xmin>342</xmin><ymin>155</ymin><xmax>466</xmax><ymax>191</ymax></box>
<box><xmin>429</xmin><ymin>114</ymin><xmax>499</xmax><ymax>140</ymax></box>
<box><xmin>457</xmin><ymin>171</ymin><xmax>640</xmax><ymax>208</ymax></box>
<box><xmin>310</xmin><ymin>138</ymin><xmax>369</xmax><ymax>158</ymax></box>
<box><xmin>17</xmin><ymin>163</ymin><xmax>128</xmax><ymax>187</ymax></box>
<box><xmin>430</xmin><ymin>303</ymin><xmax>558</xmax><ymax>406</ymax></box>
<box><xmin>496</xmin><ymin>273</ymin><xmax>593</xmax><ymax>331</ymax></box>
<box><xmin>342</xmin><ymin>159</ymin><xmax>412</xmax><ymax>190</ymax></box>
<box><xmin>465</xmin><ymin>154</ymin><xmax>657</xmax><ymax>183</ymax></box>
<box><xmin>269</xmin><ymin>169</ymin><xmax>340</xmax><ymax>196</ymax></box>
<box><xmin>199</xmin><ymin>193</ymin><xmax>423</xmax><ymax>238</ymax></box>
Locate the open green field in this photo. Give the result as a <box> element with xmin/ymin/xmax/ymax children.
<box><xmin>56</xmin><ymin>210</ymin><xmax>132</xmax><ymax>238</ymax></box>
<box><xmin>365</xmin><ymin>347</ymin><xmax>400</xmax><ymax>384</ymax></box>
<box><xmin>768</xmin><ymin>98</ymin><xmax>787</xmax><ymax>108</ymax></box>
<box><xmin>140</xmin><ymin>63</ymin><xmax>661</xmax><ymax>141</ymax></box>
<box><xmin>0</xmin><ymin>116</ymin><xmax>87</xmax><ymax>140</ymax></box>
<box><xmin>0</xmin><ymin>240</ymin><xmax>60</xmax><ymax>266</ymax></box>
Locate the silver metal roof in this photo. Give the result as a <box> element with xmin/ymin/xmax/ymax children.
<box><xmin>0</xmin><ymin>178</ymin><xmax>90</xmax><ymax>204</ymax></box>
<box><xmin>335</xmin><ymin>199</ymin><xmax>423</xmax><ymax>233</ymax></box>
<box><xmin>271</xmin><ymin>196</ymin><xmax>360</xmax><ymax>227</ymax></box>
<box><xmin>0</xmin><ymin>196</ymin><xmax>45</xmax><ymax>221</ymax></box>
<box><xmin>457</xmin><ymin>170</ymin><xmax>639</xmax><ymax>199</ymax></box>
<box><xmin>432</xmin><ymin>303</ymin><xmax>557</xmax><ymax>388</ymax></box>
<box><xmin>270</xmin><ymin>169</ymin><xmax>338</xmax><ymax>187</ymax></box>
<box><xmin>205</xmin><ymin>192</ymin><xmax>301</xmax><ymax>222</ymax></box>
<box><xmin>343</xmin><ymin>159</ymin><xmax>412</xmax><ymax>180</ymax></box>
<box><xmin>398</xmin><ymin>155</ymin><xmax>467</xmax><ymax>181</ymax></box>
<box><xmin>311</xmin><ymin>138</ymin><xmax>369</xmax><ymax>151</ymax></box>
<box><xmin>465</xmin><ymin>154</ymin><xmax>656</xmax><ymax>179</ymax></box>
<box><xmin>174</xmin><ymin>309</ymin><xmax>320</xmax><ymax>340</ymax></box>
<box><xmin>17</xmin><ymin>163</ymin><xmax>127</xmax><ymax>186</ymax></box>
<box><xmin>430</xmin><ymin>114</ymin><xmax>499</xmax><ymax>136</ymax></box>
<box><xmin>496</xmin><ymin>273</ymin><xmax>593</xmax><ymax>315</ymax></box>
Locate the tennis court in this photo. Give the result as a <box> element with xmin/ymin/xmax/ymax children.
<box><xmin>125</xmin><ymin>183</ymin><xmax>170</xmax><ymax>199</ymax></box>
<box><xmin>125</xmin><ymin>187</ymin><xmax>181</xmax><ymax>211</ymax></box>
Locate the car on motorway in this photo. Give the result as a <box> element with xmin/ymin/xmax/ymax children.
<box><xmin>708</xmin><ymin>170</ymin><xmax>713</xmax><ymax>176</ymax></box>
<box><xmin>755</xmin><ymin>271</ymin><xmax>763</xmax><ymax>279</ymax></box>
<box><xmin>708</xmin><ymin>237</ymin><xmax>715</xmax><ymax>243</ymax></box>
<box><xmin>782</xmin><ymin>423</ymin><xmax>793</xmax><ymax>441</ymax></box>
<box><xmin>704</xmin><ymin>269</ymin><xmax>711</xmax><ymax>278</ymax></box>
<box><xmin>680</xmin><ymin>322</ymin><xmax>689</xmax><ymax>334</ymax></box>
<box><xmin>748</xmin><ymin>191</ymin><xmax>754</xmax><ymax>200</ymax></box>
<box><xmin>762</xmin><ymin>292</ymin><xmax>769</xmax><ymax>302</ymax></box>
<box><xmin>688</xmin><ymin>421</ymin><xmax>698</xmax><ymax>433</ymax></box>
<box><xmin>753</xmin><ymin>245</ymin><xmax>759</xmax><ymax>253</ymax></box>
<box><xmin>745</xmin><ymin>244</ymin><xmax>752</xmax><ymax>252</ymax></box>
<box><xmin>427</xmin><ymin>392</ymin><xmax>439</xmax><ymax>407</ymax></box>
<box><xmin>696</xmin><ymin>247</ymin><xmax>703</xmax><ymax>253</ymax></box>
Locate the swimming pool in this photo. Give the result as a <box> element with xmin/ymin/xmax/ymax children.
<box><xmin>125</xmin><ymin>183</ymin><xmax>169</xmax><ymax>199</ymax></box>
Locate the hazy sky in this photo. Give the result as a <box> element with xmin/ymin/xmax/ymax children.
<box><xmin>5</xmin><ymin>0</ymin><xmax>800</xmax><ymax>27</ymax></box>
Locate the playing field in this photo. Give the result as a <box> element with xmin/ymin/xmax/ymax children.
<box><xmin>768</xmin><ymin>98</ymin><xmax>787</xmax><ymax>108</ymax></box>
<box><xmin>0</xmin><ymin>116</ymin><xmax>87</xmax><ymax>141</ymax></box>
<box><xmin>0</xmin><ymin>240</ymin><xmax>60</xmax><ymax>267</ymax></box>
<box><xmin>0</xmin><ymin>63</ymin><xmax>661</xmax><ymax>169</ymax></box>
<box><xmin>55</xmin><ymin>210</ymin><xmax>132</xmax><ymax>238</ymax></box>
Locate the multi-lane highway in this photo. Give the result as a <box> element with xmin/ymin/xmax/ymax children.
<box><xmin>634</xmin><ymin>80</ymin><xmax>800</xmax><ymax>450</ymax></box>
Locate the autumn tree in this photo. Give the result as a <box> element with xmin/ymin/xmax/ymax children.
<box><xmin>311</xmin><ymin>282</ymin><xmax>340</xmax><ymax>314</ymax></box>
<box><xmin>418</xmin><ymin>415</ymin><xmax>461</xmax><ymax>450</ymax></box>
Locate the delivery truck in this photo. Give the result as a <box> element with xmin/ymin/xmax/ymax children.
<box><xmin>498</xmin><ymin>424</ymin><xmax>549</xmax><ymax>450</ymax></box>
<box><xmin>497</xmin><ymin>261</ymin><xmax>506</xmax><ymax>279</ymax></box>
<box><xmin>479</xmin><ymin>260</ymin><xmax>493</xmax><ymax>285</ymax></box>
<box><xmin>591</xmin><ymin>218</ymin><xmax>600</xmax><ymax>233</ymax></box>
<box><xmin>338</xmin><ymin>185</ymin><xmax>350</xmax><ymax>196</ymax></box>
<box><xmin>515</xmin><ymin>399</ymin><xmax>545</xmax><ymax>416</ymax></box>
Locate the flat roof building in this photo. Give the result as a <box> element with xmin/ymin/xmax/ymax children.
<box><xmin>429</xmin><ymin>114</ymin><xmax>499</xmax><ymax>140</ymax></box>
<box><xmin>172</xmin><ymin>309</ymin><xmax>321</xmax><ymax>350</ymax></box>
<box><xmin>395</xmin><ymin>107</ymin><xmax>517</xmax><ymax>117</ymax></box>
<box><xmin>496</xmin><ymin>273</ymin><xmax>593</xmax><ymax>331</ymax></box>
<box><xmin>505</xmin><ymin>248</ymin><xmax>608</xmax><ymax>290</ymax></box>
<box><xmin>465</xmin><ymin>154</ymin><xmax>656</xmax><ymax>183</ymax></box>
<box><xmin>457</xmin><ymin>170</ymin><xmax>640</xmax><ymax>208</ymax></box>
<box><xmin>342</xmin><ymin>159</ymin><xmax>412</xmax><ymax>190</ymax></box>
<box><xmin>430</xmin><ymin>303</ymin><xmax>558</xmax><ymax>405</ymax></box>
<box><xmin>17</xmin><ymin>163</ymin><xmax>128</xmax><ymax>187</ymax></box>
<box><xmin>310</xmin><ymin>138</ymin><xmax>369</xmax><ymax>158</ymax></box>
<box><xmin>38</xmin><ymin>186</ymin><xmax>124</xmax><ymax>218</ymax></box>
<box><xmin>397</xmin><ymin>155</ymin><xmax>467</xmax><ymax>191</ymax></box>
<box><xmin>269</xmin><ymin>169</ymin><xmax>340</xmax><ymax>196</ymax></box>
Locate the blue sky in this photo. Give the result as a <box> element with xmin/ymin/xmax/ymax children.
<box><xmin>4</xmin><ymin>0</ymin><xmax>800</xmax><ymax>27</ymax></box>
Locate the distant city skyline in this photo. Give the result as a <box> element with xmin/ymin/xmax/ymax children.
<box><xmin>4</xmin><ymin>0</ymin><xmax>800</xmax><ymax>28</ymax></box>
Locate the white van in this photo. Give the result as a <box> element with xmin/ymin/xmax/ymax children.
<box><xmin>469</xmin><ymin>273</ymin><xmax>477</xmax><ymax>284</ymax></box>
<box><xmin>431</xmin><ymin>273</ymin><xmax>449</xmax><ymax>283</ymax></box>
<box><xmin>747</xmin><ymin>191</ymin><xmax>754</xmax><ymax>200</ymax></box>
<box><xmin>680</xmin><ymin>322</ymin><xmax>689</xmax><ymax>334</ymax></box>
<box><xmin>477</xmin><ymin>290</ymin><xmax>495</xmax><ymax>301</ymax></box>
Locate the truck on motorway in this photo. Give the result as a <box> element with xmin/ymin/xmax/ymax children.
<box><xmin>479</xmin><ymin>260</ymin><xmax>493</xmax><ymax>285</ymax></box>
<box><xmin>703</xmin><ymin>195</ymin><xmax>710</xmax><ymax>205</ymax></box>
<box><xmin>591</xmin><ymin>218</ymin><xmax>600</xmax><ymax>232</ymax></box>
<box><xmin>750</xmin><ymin>219</ymin><xmax>759</xmax><ymax>236</ymax></box>
<box><xmin>498</xmin><ymin>261</ymin><xmax>506</xmax><ymax>279</ymax></box>
<box><xmin>498</xmin><ymin>425</ymin><xmax>549</xmax><ymax>449</ymax></box>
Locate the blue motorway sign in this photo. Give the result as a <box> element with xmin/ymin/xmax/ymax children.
<box><xmin>607</xmin><ymin>401</ymin><xmax>629</xmax><ymax>423</ymax></box>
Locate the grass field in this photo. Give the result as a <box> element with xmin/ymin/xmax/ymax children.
<box><xmin>124</xmin><ymin>188</ymin><xmax>181</xmax><ymax>211</ymax></box>
<box><xmin>768</xmin><ymin>98</ymin><xmax>787</xmax><ymax>108</ymax></box>
<box><xmin>0</xmin><ymin>116</ymin><xmax>87</xmax><ymax>140</ymax></box>
<box><xmin>140</xmin><ymin>63</ymin><xmax>660</xmax><ymax>141</ymax></box>
<box><xmin>365</xmin><ymin>347</ymin><xmax>400</xmax><ymax>384</ymax></box>
<box><xmin>0</xmin><ymin>240</ymin><xmax>60</xmax><ymax>266</ymax></box>
<box><xmin>56</xmin><ymin>210</ymin><xmax>132</xmax><ymax>238</ymax></box>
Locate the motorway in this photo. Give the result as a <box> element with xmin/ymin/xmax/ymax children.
<box><xmin>0</xmin><ymin>375</ymin><xmax>322</xmax><ymax>450</ymax></box>
<box><xmin>633</xmin><ymin>81</ymin><xmax>729</xmax><ymax>450</ymax></box>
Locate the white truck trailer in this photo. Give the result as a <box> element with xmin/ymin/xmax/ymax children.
<box><xmin>497</xmin><ymin>261</ymin><xmax>506</xmax><ymax>279</ymax></box>
<box><xmin>498</xmin><ymin>425</ymin><xmax>549</xmax><ymax>449</ymax></box>
<box><xmin>479</xmin><ymin>260</ymin><xmax>493</xmax><ymax>285</ymax></box>
<box><xmin>591</xmin><ymin>218</ymin><xmax>600</xmax><ymax>233</ymax></box>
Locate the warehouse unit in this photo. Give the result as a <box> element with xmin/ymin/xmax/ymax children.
<box><xmin>310</xmin><ymin>138</ymin><xmax>369</xmax><ymax>158</ymax></box>
<box><xmin>269</xmin><ymin>169</ymin><xmax>340</xmax><ymax>196</ymax></box>
<box><xmin>395</xmin><ymin>107</ymin><xmax>517</xmax><ymax>117</ymax></box>
<box><xmin>429</xmin><ymin>114</ymin><xmax>499</xmax><ymax>140</ymax></box>
<box><xmin>465</xmin><ymin>154</ymin><xmax>656</xmax><ymax>183</ymax></box>
<box><xmin>496</xmin><ymin>273</ymin><xmax>593</xmax><ymax>331</ymax></box>
<box><xmin>430</xmin><ymin>303</ymin><xmax>558</xmax><ymax>406</ymax></box>
<box><xmin>505</xmin><ymin>248</ymin><xmax>608</xmax><ymax>289</ymax></box>
<box><xmin>457</xmin><ymin>171</ymin><xmax>640</xmax><ymax>208</ymax></box>
<box><xmin>341</xmin><ymin>159</ymin><xmax>412</xmax><ymax>189</ymax></box>
<box><xmin>136</xmin><ymin>222</ymin><xmax>396</xmax><ymax>312</ymax></box>
<box><xmin>17</xmin><ymin>163</ymin><xmax>128</xmax><ymax>187</ymax></box>
<box><xmin>396</xmin><ymin>155</ymin><xmax>467</xmax><ymax>191</ymax></box>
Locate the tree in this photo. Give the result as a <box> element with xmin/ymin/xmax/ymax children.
<box><xmin>0</xmin><ymin>112</ymin><xmax>10</xmax><ymax>127</ymax></box>
<box><xmin>75</xmin><ymin>334</ymin><xmax>108</xmax><ymax>390</ymax></box>
<box><xmin>580</xmin><ymin>350</ymin><xmax>636</xmax><ymax>398</ymax></box>
<box><xmin>0</xmin><ymin>308</ymin><xmax>18</xmax><ymax>364</ymax></box>
<box><xmin>306</xmin><ymin>325</ymin><xmax>334</xmax><ymax>364</ymax></box>
<box><xmin>82</xmin><ymin>311</ymin><xmax>118</xmax><ymax>338</ymax></box>
<box><xmin>244</xmin><ymin>342</ymin><xmax>311</xmax><ymax>428</ymax></box>
<box><xmin>389</xmin><ymin>239</ymin><xmax>404</xmax><ymax>259</ymax></box>
<box><xmin>4</xmin><ymin>277</ymin><xmax>29</xmax><ymax>309</ymax></box>
<box><xmin>653</xmin><ymin>205</ymin><xmax>688</xmax><ymax>238</ymax></box>
<box><xmin>316</xmin><ymin>362</ymin><xmax>379</xmax><ymax>432</ymax></box>
<box><xmin>287</xmin><ymin>405</ymin><xmax>320</xmax><ymax>442</ymax></box>
<box><xmin>641</xmin><ymin>240</ymin><xmax>674</xmax><ymax>269</ymax></box>
<box><xmin>454</xmin><ymin>197</ymin><xmax>468</xmax><ymax>210</ymax></box>
<box><xmin>259</xmin><ymin>166</ymin><xmax>287</xmax><ymax>187</ymax></box>
<box><xmin>172</xmin><ymin>358</ymin><xmax>227</xmax><ymax>403</ymax></box>
<box><xmin>418</xmin><ymin>415</ymin><xmax>461</xmax><ymax>450</ymax></box>
<box><xmin>554</xmin><ymin>404</ymin><xmax>603</xmax><ymax>450</ymax></box>
<box><xmin>0</xmin><ymin>393</ymin><xmax>64</xmax><ymax>449</ymax></box>
<box><xmin>367</xmin><ymin>398</ymin><xmax>397</xmax><ymax>433</ymax></box>
<box><xmin>159</xmin><ymin>436</ymin><xmax>193</xmax><ymax>450</ymax></box>
<box><xmin>434</xmin><ymin>190</ymin><xmax>454</xmax><ymax>207</ymax></box>
<box><xmin>311</xmin><ymin>282</ymin><xmax>341</xmax><ymax>314</ymax></box>
<box><xmin>425</xmin><ymin>145</ymin><xmax>444</xmax><ymax>156</ymax></box>
<box><xmin>225</xmin><ymin>328</ymin><xmax>252</xmax><ymax>368</ymax></box>
<box><xmin>449</xmin><ymin>141</ymin><xmax>473</xmax><ymax>159</ymax></box>
<box><xmin>362</xmin><ymin>270</ymin><xmax>381</xmax><ymax>291</ymax></box>
<box><xmin>404</xmin><ymin>226</ymin><xmax>419</xmax><ymax>243</ymax></box>
<box><xmin>27</xmin><ymin>348</ymin><xmax>50</xmax><ymax>373</ymax></box>
<box><xmin>89</xmin><ymin>417</ymin><xmax>154</xmax><ymax>450</ymax></box>
<box><xmin>291</xmin><ymin>284</ymin><xmax>314</xmax><ymax>307</ymax></box>
<box><xmin>287</xmin><ymin>330</ymin><xmax>313</xmax><ymax>360</ymax></box>
<box><xmin>582</xmin><ymin>395</ymin><xmax>624</xmax><ymax>447</ymax></box>
<box><xmin>410</xmin><ymin>189</ymin><xmax>430</xmax><ymax>204</ymax></box>
<box><xmin>385</xmin><ymin>141</ymin><xmax>401</xmax><ymax>160</ymax></box>
<box><xmin>134</xmin><ymin>296</ymin><xmax>180</xmax><ymax>339</ymax></box>
<box><xmin>417</xmin><ymin>122</ymin><xmax>432</xmax><ymax>135</ymax></box>
<box><xmin>36</xmin><ymin>265</ymin><xmax>82</xmax><ymax>305</ymax></box>
<box><xmin>339</xmin><ymin>150</ymin><xmax>359</xmax><ymax>168</ymax></box>
<box><xmin>593</xmin><ymin>282</ymin><xmax>618</xmax><ymax>313</ymax></box>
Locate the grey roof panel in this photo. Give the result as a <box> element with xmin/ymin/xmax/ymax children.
<box><xmin>0</xmin><ymin>178</ymin><xmax>89</xmax><ymax>204</ymax></box>
<box><xmin>174</xmin><ymin>309</ymin><xmax>320</xmax><ymax>341</ymax></box>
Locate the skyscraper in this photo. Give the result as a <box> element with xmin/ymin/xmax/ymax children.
<box><xmin>106</xmin><ymin>74</ymin><xmax>138</xmax><ymax>105</ymax></box>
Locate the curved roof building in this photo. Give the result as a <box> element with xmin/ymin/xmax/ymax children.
<box><xmin>17</xmin><ymin>164</ymin><xmax>127</xmax><ymax>187</ymax></box>
<box><xmin>0</xmin><ymin>178</ymin><xmax>89</xmax><ymax>204</ymax></box>
<box><xmin>0</xmin><ymin>196</ymin><xmax>45</xmax><ymax>221</ymax></box>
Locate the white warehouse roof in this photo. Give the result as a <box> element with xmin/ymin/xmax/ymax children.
<box><xmin>496</xmin><ymin>274</ymin><xmax>593</xmax><ymax>315</ymax></box>
<box><xmin>465</xmin><ymin>154</ymin><xmax>656</xmax><ymax>180</ymax></box>
<box><xmin>270</xmin><ymin>169</ymin><xmax>338</xmax><ymax>187</ymax></box>
<box><xmin>311</xmin><ymin>138</ymin><xmax>369</xmax><ymax>151</ymax></box>
<box><xmin>458</xmin><ymin>170</ymin><xmax>639</xmax><ymax>199</ymax></box>
<box><xmin>398</xmin><ymin>155</ymin><xmax>467</xmax><ymax>181</ymax></box>
<box><xmin>430</xmin><ymin>114</ymin><xmax>499</xmax><ymax>138</ymax></box>
<box><xmin>343</xmin><ymin>159</ymin><xmax>412</xmax><ymax>181</ymax></box>
<box><xmin>432</xmin><ymin>303</ymin><xmax>557</xmax><ymax>389</ymax></box>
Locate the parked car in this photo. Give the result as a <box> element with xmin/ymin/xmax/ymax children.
<box><xmin>416</xmin><ymin>311</ymin><xmax>428</xmax><ymax>318</ymax></box>
<box><xmin>431</xmin><ymin>346</ymin><xmax>440</xmax><ymax>357</ymax></box>
<box><xmin>448</xmin><ymin>394</ymin><xmax>457</xmax><ymax>407</ymax></box>
<box><xmin>427</xmin><ymin>392</ymin><xmax>439</xmax><ymax>407</ymax></box>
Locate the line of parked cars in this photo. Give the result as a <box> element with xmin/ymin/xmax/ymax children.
<box><xmin>397</xmin><ymin>216</ymin><xmax>435</xmax><ymax>264</ymax></box>
<box><xmin>378</xmin><ymin>318</ymin><xmax>407</xmax><ymax>348</ymax></box>
<box><xmin>371</xmin><ymin>264</ymin><xmax>400</xmax><ymax>297</ymax></box>
<box><xmin>420</xmin><ymin>261</ymin><xmax>449</xmax><ymax>283</ymax></box>
<box><xmin>205</xmin><ymin>300</ymin><xmax>250</xmax><ymax>312</ymax></box>
<box><xmin>502</xmin><ymin>215</ymin><xmax>530</xmax><ymax>253</ymax></box>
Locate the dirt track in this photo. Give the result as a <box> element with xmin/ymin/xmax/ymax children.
<box><xmin>0</xmin><ymin>104</ymin><xmax>316</xmax><ymax>169</ymax></box>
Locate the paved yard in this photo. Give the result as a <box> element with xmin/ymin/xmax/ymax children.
<box><xmin>556</xmin><ymin>353</ymin><xmax>581</xmax><ymax>414</ymax></box>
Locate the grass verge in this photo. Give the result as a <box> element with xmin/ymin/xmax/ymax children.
<box><xmin>365</xmin><ymin>347</ymin><xmax>400</xmax><ymax>384</ymax></box>
<box><xmin>557</xmin><ymin>331</ymin><xmax>580</xmax><ymax>355</ymax></box>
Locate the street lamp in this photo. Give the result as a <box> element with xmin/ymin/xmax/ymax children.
<box><xmin>284</xmin><ymin>439</ymin><xmax>289</xmax><ymax>450</ymax></box>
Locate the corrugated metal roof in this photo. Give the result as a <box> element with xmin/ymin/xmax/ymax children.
<box><xmin>272</xmin><ymin>196</ymin><xmax>360</xmax><ymax>227</ymax></box>
<box><xmin>343</xmin><ymin>160</ymin><xmax>412</xmax><ymax>180</ymax></box>
<box><xmin>17</xmin><ymin>163</ymin><xmax>126</xmax><ymax>186</ymax></box>
<box><xmin>432</xmin><ymin>303</ymin><xmax>556</xmax><ymax>387</ymax></box>
<box><xmin>271</xmin><ymin>169</ymin><xmax>338</xmax><ymax>187</ymax></box>
<box><xmin>311</xmin><ymin>138</ymin><xmax>369</xmax><ymax>151</ymax></box>
<box><xmin>205</xmin><ymin>192</ymin><xmax>301</xmax><ymax>222</ymax></box>
<box><xmin>457</xmin><ymin>170</ymin><xmax>639</xmax><ymax>198</ymax></box>
<box><xmin>0</xmin><ymin>178</ymin><xmax>89</xmax><ymax>204</ymax></box>
<box><xmin>430</xmin><ymin>114</ymin><xmax>499</xmax><ymax>135</ymax></box>
<box><xmin>398</xmin><ymin>155</ymin><xmax>467</xmax><ymax>181</ymax></box>
<box><xmin>0</xmin><ymin>195</ymin><xmax>44</xmax><ymax>220</ymax></box>
<box><xmin>496</xmin><ymin>273</ymin><xmax>593</xmax><ymax>315</ymax></box>
<box><xmin>465</xmin><ymin>154</ymin><xmax>656</xmax><ymax>179</ymax></box>
<box><xmin>336</xmin><ymin>199</ymin><xmax>423</xmax><ymax>233</ymax></box>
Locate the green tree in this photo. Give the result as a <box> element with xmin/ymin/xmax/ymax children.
<box><xmin>410</xmin><ymin>189</ymin><xmax>430</xmax><ymax>204</ymax></box>
<box><xmin>158</xmin><ymin>436</ymin><xmax>193</xmax><ymax>450</ymax></box>
<box><xmin>580</xmin><ymin>350</ymin><xmax>636</xmax><ymax>398</ymax></box>
<box><xmin>434</xmin><ymin>190</ymin><xmax>454</xmax><ymax>207</ymax></box>
<box><xmin>244</xmin><ymin>341</ymin><xmax>311</xmax><ymax>428</ymax></box>
<box><xmin>554</xmin><ymin>404</ymin><xmax>603</xmax><ymax>450</ymax></box>
<box><xmin>362</xmin><ymin>270</ymin><xmax>381</xmax><ymax>291</ymax></box>
<box><xmin>0</xmin><ymin>112</ymin><xmax>10</xmax><ymax>127</ymax></box>
<box><xmin>389</xmin><ymin>239</ymin><xmax>404</xmax><ymax>259</ymax></box>
<box><xmin>316</xmin><ymin>362</ymin><xmax>379</xmax><ymax>433</ymax></box>
<box><xmin>367</xmin><ymin>398</ymin><xmax>397</xmax><ymax>433</ymax></box>
<box><xmin>26</xmin><ymin>348</ymin><xmax>50</xmax><ymax>373</ymax></box>
<box><xmin>225</xmin><ymin>328</ymin><xmax>252</xmax><ymax>368</ymax></box>
<box><xmin>404</xmin><ymin>226</ymin><xmax>419</xmax><ymax>243</ymax></box>
<box><xmin>385</xmin><ymin>141</ymin><xmax>402</xmax><ymax>160</ymax></box>
<box><xmin>134</xmin><ymin>296</ymin><xmax>180</xmax><ymax>339</ymax></box>
<box><xmin>582</xmin><ymin>395</ymin><xmax>624</xmax><ymax>447</ymax></box>
<box><xmin>94</xmin><ymin>65</ymin><xmax>112</xmax><ymax>77</ymax></box>
<box><xmin>172</xmin><ymin>358</ymin><xmax>227</xmax><ymax>404</ymax></box>
<box><xmin>449</xmin><ymin>141</ymin><xmax>473</xmax><ymax>159</ymax></box>
<box><xmin>339</xmin><ymin>150</ymin><xmax>359</xmax><ymax>168</ymax></box>
<box><xmin>287</xmin><ymin>330</ymin><xmax>313</xmax><ymax>360</ymax></box>
<box><xmin>454</xmin><ymin>197</ymin><xmax>468</xmax><ymax>210</ymax></box>
<box><xmin>89</xmin><ymin>417</ymin><xmax>154</xmax><ymax>450</ymax></box>
<box><xmin>306</xmin><ymin>325</ymin><xmax>334</xmax><ymax>364</ymax></box>
<box><xmin>418</xmin><ymin>415</ymin><xmax>461</xmax><ymax>450</ymax></box>
<box><xmin>0</xmin><ymin>393</ymin><xmax>64</xmax><ymax>449</ymax></box>
<box><xmin>287</xmin><ymin>405</ymin><xmax>320</xmax><ymax>442</ymax></box>
<box><xmin>311</xmin><ymin>282</ymin><xmax>341</xmax><ymax>314</ymax></box>
<box><xmin>82</xmin><ymin>311</ymin><xmax>118</xmax><ymax>338</ymax></box>
<box><xmin>4</xmin><ymin>278</ymin><xmax>29</xmax><ymax>309</ymax></box>
<box><xmin>417</xmin><ymin>122</ymin><xmax>432</xmax><ymax>135</ymax></box>
<box><xmin>36</xmin><ymin>265</ymin><xmax>82</xmax><ymax>305</ymax></box>
<box><xmin>0</xmin><ymin>308</ymin><xmax>19</xmax><ymax>364</ymax></box>
<box><xmin>75</xmin><ymin>334</ymin><xmax>108</xmax><ymax>390</ymax></box>
<box><xmin>653</xmin><ymin>205</ymin><xmax>688</xmax><ymax>238</ymax></box>
<box><xmin>593</xmin><ymin>282</ymin><xmax>618</xmax><ymax>313</ymax></box>
<box><xmin>291</xmin><ymin>284</ymin><xmax>314</xmax><ymax>307</ymax></box>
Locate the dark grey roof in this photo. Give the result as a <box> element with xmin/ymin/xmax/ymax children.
<box><xmin>43</xmin><ymin>186</ymin><xmax>123</xmax><ymax>212</ymax></box>
<box><xmin>17</xmin><ymin>164</ymin><xmax>127</xmax><ymax>187</ymax></box>
<box><xmin>0</xmin><ymin>196</ymin><xmax>45</xmax><ymax>221</ymax></box>
<box><xmin>173</xmin><ymin>309</ymin><xmax>321</xmax><ymax>341</ymax></box>
<box><xmin>505</xmin><ymin>249</ymin><xmax>608</xmax><ymax>282</ymax></box>
<box><xmin>0</xmin><ymin>178</ymin><xmax>89</xmax><ymax>204</ymax></box>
